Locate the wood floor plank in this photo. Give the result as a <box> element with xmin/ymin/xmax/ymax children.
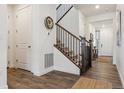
<box><xmin>83</xmin><ymin>56</ymin><xmax>122</xmax><ymax>89</ymax></box>
<box><xmin>7</xmin><ymin>56</ymin><xmax>122</xmax><ymax>89</ymax></box>
<box><xmin>7</xmin><ymin>69</ymin><xmax>79</xmax><ymax>89</ymax></box>
<box><xmin>87</xmin><ymin>78</ymin><xmax>96</xmax><ymax>88</ymax></box>
<box><xmin>72</xmin><ymin>77</ymin><xmax>112</xmax><ymax>89</ymax></box>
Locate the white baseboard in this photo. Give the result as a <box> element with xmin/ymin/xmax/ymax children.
<box><xmin>116</xmin><ymin>64</ymin><xmax>124</xmax><ymax>88</ymax></box>
<box><xmin>0</xmin><ymin>85</ymin><xmax>8</xmax><ymax>89</ymax></box>
<box><xmin>32</xmin><ymin>71</ymin><xmax>42</xmax><ymax>76</ymax></box>
<box><xmin>42</xmin><ymin>66</ymin><xmax>54</xmax><ymax>75</ymax></box>
<box><xmin>54</xmin><ymin>66</ymin><xmax>80</xmax><ymax>75</ymax></box>
<box><xmin>32</xmin><ymin>66</ymin><xmax>54</xmax><ymax>76</ymax></box>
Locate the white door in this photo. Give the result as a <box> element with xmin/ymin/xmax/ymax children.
<box><xmin>15</xmin><ymin>6</ymin><xmax>32</xmax><ymax>71</ymax></box>
<box><xmin>7</xmin><ymin>14</ymin><xmax>12</xmax><ymax>67</ymax></box>
<box><xmin>99</xmin><ymin>27</ymin><xmax>113</xmax><ymax>56</ymax></box>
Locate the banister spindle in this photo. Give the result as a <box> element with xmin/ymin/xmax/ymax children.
<box><xmin>73</xmin><ymin>37</ymin><xmax>74</xmax><ymax>60</ymax></box>
<box><xmin>58</xmin><ymin>26</ymin><xmax>60</xmax><ymax>46</ymax></box>
<box><xmin>68</xmin><ymin>33</ymin><xmax>69</xmax><ymax>56</ymax></box>
<box><xmin>79</xmin><ymin>41</ymin><xmax>81</xmax><ymax>66</ymax></box>
<box><xmin>71</xmin><ymin>35</ymin><xmax>72</xmax><ymax>57</ymax></box>
<box><xmin>61</xmin><ymin>29</ymin><xmax>63</xmax><ymax>49</ymax></box>
<box><xmin>76</xmin><ymin>39</ymin><xmax>77</xmax><ymax>63</ymax></box>
<box><xmin>63</xmin><ymin>30</ymin><xmax>64</xmax><ymax>50</ymax></box>
<box><xmin>65</xmin><ymin>31</ymin><xmax>67</xmax><ymax>50</ymax></box>
<box><xmin>56</xmin><ymin>26</ymin><xmax>58</xmax><ymax>44</ymax></box>
<box><xmin>61</xmin><ymin>28</ymin><xmax>62</xmax><ymax>49</ymax></box>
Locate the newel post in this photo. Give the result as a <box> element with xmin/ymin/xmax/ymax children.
<box><xmin>89</xmin><ymin>39</ymin><xmax>93</xmax><ymax>67</ymax></box>
<box><xmin>80</xmin><ymin>37</ymin><xmax>86</xmax><ymax>73</ymax></box>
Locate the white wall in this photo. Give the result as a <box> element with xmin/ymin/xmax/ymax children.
<box><xmin>59</xmin><ymin>7</ymin><xmax>79</xmax><ymax>37</ymax></box>
<box><xmin>84</xmin><ymin>20</ymin><xmax>91</xmax><ymax>40</ymax></box>
<box><xmin>114</xmin><ymin>4</ymin><xmax>124</xmax><ymax>88</ymax></box>
<box><xmin>0</xmin><ymin>5</ymin><xmax>8</xmax><ymax>88</ymax></box>
<box><xmin>31</xmin><ymin>5</ymin><xmax>56</xmax><ymax>76</ymax></box>
<box><xmin>79</xmin><ymin>10</ymin><xmax>86</xmax><ymax>37</ymax></box>
<box><xmin>58</xmin><ymin>7</ymin><xmax>86</xmax><ymax>38</ymax></box>
<box><xmin>54</xmin><ymin>47</ymin><xmax>80</xmax><ymax>75</ymax></box>
<box><xmin>113</xmin><ymin>12</ymin><xmax>118</xmax><ymax>65</ymax></box>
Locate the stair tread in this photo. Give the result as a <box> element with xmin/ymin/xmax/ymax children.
<box><xmin>56</xmin><ymin>45</ymin><xmax>81</xmax><ymax>59</ymax></box>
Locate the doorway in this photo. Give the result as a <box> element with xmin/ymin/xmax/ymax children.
<box><xmin>7</xmin><ymin>5</ymin><xmax>32</xmax><ymax>71</ymax></box>
<box><xmin>92</xmin><ymin>20</ymin><xmax>114</xmax><ymax>64</ymax></box>
<box><xmin>98</xmin><ymin>27</ymin><xmax>114</xmax><ymax>56</ymax></box>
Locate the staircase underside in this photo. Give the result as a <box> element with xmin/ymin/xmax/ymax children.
<box><xmin>55</xmin><ymin>4</ymin><xmax>92</xmax><ymax>75</ymax></box>
<box><xmin>54</xmin><ymin>42</ymin><xmax>81</xmax><ymax>69</ymax></box>
<box><xmin>54</xmin><ymin>46</ymin><xmax>80</xmax><ymax>75</ymax></box>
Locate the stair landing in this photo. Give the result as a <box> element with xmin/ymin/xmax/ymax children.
<box><xmin>72</xmin><ymin>77</ymin><xmax>112</xmax><ymax>89</ymax></box>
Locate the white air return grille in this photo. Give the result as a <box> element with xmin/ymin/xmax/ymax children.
<box><xmin>44</xmin><ymin>53</ymin><xmax>54</xmax><ymax>68</ymax></box>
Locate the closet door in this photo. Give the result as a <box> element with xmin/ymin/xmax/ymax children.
<box><xmin>15</xmin><ymin>6</ymin><xmax>32</xmax><ymax>71</ymax></box>
<box><xmin>99</xmin><ymin>27</ymin><xmax>113</xmax><ymax>56</ymax></box>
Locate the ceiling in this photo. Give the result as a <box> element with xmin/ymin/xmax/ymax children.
<box><xmin>91</xmin><ymin>19</ymin><xmax>113</xmax><ymax>29</ymax></box>
<box><xmin>77</xmin><ymin>4</ymin><xmax>116</xmax><ymax>17</ymax></box>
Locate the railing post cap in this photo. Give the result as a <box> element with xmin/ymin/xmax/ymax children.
<box><xmin>89</xmin><ymin>40</ymin><xmax>92</xmax><ymax>42</ymax></box>
<box><xmin>79</xmin><ymin>36</ymin><xmax>85</xmax><ymax>40</ymax></box>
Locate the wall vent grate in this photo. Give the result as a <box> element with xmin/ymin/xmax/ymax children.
<box><xmin>44</xmin><ymin>53</ymin><xmax>53</xmax><ymax>68</ymax></box>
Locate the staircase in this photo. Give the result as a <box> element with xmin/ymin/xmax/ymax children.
<box><xmin>54</xmin><ymin>4</ymin><xmax>92</xmax><ymax>75</ymax></box>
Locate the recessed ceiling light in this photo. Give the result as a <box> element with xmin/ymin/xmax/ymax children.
<box><xmin>95</xmin><ymin>5</ymin><xmax>100</xmax><ymax>9</ymax></box>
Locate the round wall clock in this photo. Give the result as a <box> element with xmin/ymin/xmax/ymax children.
<box><xmin>44</xmin><ymin>16</ymin><xmax>54</xmax><ymax>29</ymax></box>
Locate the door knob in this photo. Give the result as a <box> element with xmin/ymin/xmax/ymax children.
<box><xmin>28</xmin><ymin>46</ymin><xmax>31</xmax><ymax>48</ymax></box>
<box><xmin>16</xmin><ymin>45</ymin><xmax>18</xmax><ymax>47</ymax></box>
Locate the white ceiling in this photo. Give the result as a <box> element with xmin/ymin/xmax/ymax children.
<box><xmin>77</xmin><ymin>4</ymin><xmax>116</xmax><ymax>17</ymax></box>
<box><xmin>91</xmin><ymin>19</ymin><xmax>113</xmax><ymax>29</ymax></box>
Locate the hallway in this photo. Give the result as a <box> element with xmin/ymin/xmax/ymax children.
<box><xmin>96</xmin><ymin>56</ymin><xmax>113</xmax><ymax>64</ymax></box>
<box><xmin>7</xmin><ymin>57</ymin><xmax>122</xmax><ymax>89</ymax></box>
<box><xmin>83</xmin><ymin>60</ymin><xmax>122</xmax><ymax>88</ymax></box>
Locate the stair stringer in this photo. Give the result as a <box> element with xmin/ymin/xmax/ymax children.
<box><xmin>54</xmin><ymin>47</ymin><xmax>80</xmax><ymax>75</ymax></box>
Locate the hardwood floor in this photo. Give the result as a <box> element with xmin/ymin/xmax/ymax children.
<box><xmin>83</xmin><ymin>61</ymin><xmax>122</xmax><ymax>89</ymax></box>
<box><xmin>72</xmin><ymin>77</ymin><xmax>112</xmax><ymax>89</ymax></box>
<box><xmin>7</xmin><ymin>69</ymin><xmax>79</xmax><ymax>89</ymax></box>
<box><xmin>7</xmin><ymin>57</ymin><xmax>122</xmax><ymax>89</ymax></box>
<box><xmin>96</xmin><ymin>56</ymin><xmax>112</xmax><ymax>64</ymax></box>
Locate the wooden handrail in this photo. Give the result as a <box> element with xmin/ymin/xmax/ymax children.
<box><xmin>56</xmin><ymin>4</ymin><xmax>62</xmax><ymax>10</ymax></box>
<box><xmin>79</xmin><ymin>36</ymin><xmax>90</xmax><ymax>43</ymax></box>
<box><xmin>57</xmin><ymin>5</ymin><xmax>73</xmax><ymax>23</ymax></box>
<box><xmin>56</xmin><ymin>23</ymin><xmax>81</xmax><ymax>41</ymax></box>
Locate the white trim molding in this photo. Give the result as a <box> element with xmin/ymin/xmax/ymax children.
<box><xmin>0</xmin><ymin>85</ymin><xmax>8</xmax><ymax>89</ymax></box>
<box><xmin>116</xmin><ymin>64</ymin><xmax>124</xmax><ymax>88</ymax></box>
